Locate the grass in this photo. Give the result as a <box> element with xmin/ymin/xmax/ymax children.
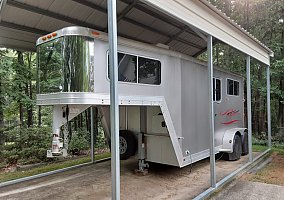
<box><xmin>0</xmin><ymin>152</ymin><xmax>110</xmax><ymax>183</ymax></box>
<box><xmin>252</xmin><ymin>144</ymin><xmax>284</xmax><ymax>155</ymax></box>
<box><xmin>252</xmin><ymin>144</ymin><xmax>269</xmax><ymax>152</ymax></box>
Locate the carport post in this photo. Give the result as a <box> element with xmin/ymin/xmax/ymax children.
<box><xmin>207</xmin><ymin>35</ymin><xmax>216</xmax><ymax>188</ymax></box>
<box><xmin>267</xmin><ymin>66</ymin><xmax>271</xmax><ymax>148</ymax></box>
<box><xmin>108</xmin><ymin>0</ymin><xmax>120</xmax><ymax>199</ymax></box>
<box><xmin>246</xmin><ymin>56</ymin><xmax>253</xmax><ymax>162</ymax></box>
<box><xmin>91</xmin><ymin>107</ymin><xmax>94</xmax><ymax>163</ymax></box>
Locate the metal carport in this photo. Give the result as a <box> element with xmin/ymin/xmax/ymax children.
<box><xmin>0</xmin><ymin>0</ymin><xmax>273</xmax><ymax>199</ymax></box>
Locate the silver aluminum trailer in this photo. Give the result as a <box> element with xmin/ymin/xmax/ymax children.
<box><xmin>36</xmin><ymin>26</ymin><xmax>248</xmax><ymax>168</ymax></box>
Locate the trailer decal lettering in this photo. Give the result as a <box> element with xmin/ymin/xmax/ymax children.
<box><xmin>221</xmin><ymin>119</ymin><xmax>239</xmax><ymax>125</ymax></box>
<box><xmin>220</xmin><ymin>109</ymin><xmax>239</xmax><ymax>117</ymax></box>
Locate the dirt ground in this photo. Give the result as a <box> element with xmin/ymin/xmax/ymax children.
<box><xmin>246</xmin><ymin>153</ymin><xmax>284</xmax><ymax>185</ymax></box>
<box><xmin>210</xmin><ymin>153</ymin><xmax>284</xmax><ymax>200</ymax></box>
<box><xmin>0</xmin><ymin>154</ymin><xmax>253</xmax><ymax>200</ymax></box>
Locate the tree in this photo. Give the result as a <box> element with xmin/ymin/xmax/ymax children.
<box><xmin>208</xmin><ymin>0</ymin><xmax>284</xmax><ymax>135</ymax></box>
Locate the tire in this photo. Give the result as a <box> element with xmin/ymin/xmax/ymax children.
<box><xmin>224</xmin><ymin>134</ymin><xmax>242</xmax><ymax>161</ymax></box>
<box><xmin>242</xmin><ymin>131</ymin><xmax>249</xmax><ymax>155</ymax></box>
<box><xmin>119</xmin><ymin>130</ymin><xmax>137</xmax><ymax>160</ymax></box>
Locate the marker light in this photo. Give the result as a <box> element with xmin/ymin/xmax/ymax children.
<box><xmin>91</xmin><ymin>31</ymin><xmax>100</xmax><ymax>36</ymax></box>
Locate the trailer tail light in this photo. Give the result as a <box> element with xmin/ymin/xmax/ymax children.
<box><xmin>47</xmin><ymin>35</ymin><xmax>52</xmax><ymax>39</ymax></box>
<box><xmin>52</xmin><ymin>32</ymin><xmax>57</xmax><ymax>37</ymax></box>
<box><xmin>42</xmin><ymin>37</ymin><xmax>47</xmax><ymax>41</ymax></box>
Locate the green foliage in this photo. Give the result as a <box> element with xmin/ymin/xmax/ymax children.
<box><xmin>69</xmin><ymin>128</ymin><xmax>90</xmax><ymax>154</ymax></box>
<box><xmin>2</xmin><ymin>127</ymin><xmax>52</xmax><ymax>164</ymax></box>
<box><xmin>95</xmin><ymin>122</ymin><xmax>108</xmax><ymax>149</ymax></box>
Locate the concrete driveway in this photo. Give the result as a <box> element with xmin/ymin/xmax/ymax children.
<box><xmin>210</xmin><ymin>180</ymin><xmax>284</xmax><ymax>200</ymax></box>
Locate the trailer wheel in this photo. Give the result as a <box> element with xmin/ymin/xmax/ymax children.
<box><xmin>119</xmin><ymin>130</ymin><xmax>137</xmax><ymax>160</ymax></box>
<box><xmin>224</xmin><ymin>134</ymin><xmax>242</xmax><ymax>161</ymax></box>
<box><xmin>242</xmin><ymin>131</ymin><xmax>249</xmax><ymax>155</ymax></box>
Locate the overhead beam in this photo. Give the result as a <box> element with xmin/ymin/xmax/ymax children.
<box><xmin>104</xmin><ymin>0</ymin><xmax>138</xmax><ymax>32</ymax></box>
<box><xmin>0</xmin><ymin>20</ymin><xmax>48</xmax><ymax>35</ymax></box>
<box><xmin>6</xmin><ymin>0</ymin><xmax>104</xmax><ymax>32</ymax></box>
<box><xmin>117</xmin><ymin>0</ymin><xmax>138</xmax><ymax>22</ymax></box>
<box><xmin>71</xmin><ymin>0</ymin><xmax>107</xmax><ymax>13</ymax></box>
<box><xmin>120</xmin><ymin>0</ymin><xmax>203</xmax><ymax>40</ymax></box>
<box><xmin>175</xmin><ymin>37</ymin><xmax>204</xmax><ymax>49</ymax></box>
<box><xmin>165</xmin><ymin>26</ymin><xmax>187</xmax><ymax>45</ymax></box>
<box><xmin>0</xmin><ymin>0</ymin><xmax>7</xmax><ymax>21</ymax></box>
<box><xmin>6</xmin><ymin>0</ymin><xmax>206</xmax><ymax>52</ymax></box>
<box><xmin>193</xmin><ymin>39</ymin><xmax>218</xmax><ymax>57</ymax></box>
<box><xmin>71</xmin><ymin>0</ymin><xmax>204</xmax><ymax>49</ymax></box>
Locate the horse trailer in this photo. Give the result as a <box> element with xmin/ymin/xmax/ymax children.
<box><xmin>36</xmin><ymin>26</ymin><xmax>248</xmax><ymax>169</ymax></box>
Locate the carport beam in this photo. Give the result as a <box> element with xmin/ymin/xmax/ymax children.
<box><xmin>108</xmin><ymin>0</ymin><xmax>120</xmax><ymax>199</ymax></box>
<box><xmin>246</xmin><ymin>56</ymin><xmax>253</xmax><ymax>162</ymax></box>
<box><xmin>208</xmin><ymin>35</ymin><xmax>216</xmax><ymax>188</ymax></box>
<box><xmin>267</xmin><ymin>66</ymin><xmax>271</xmax><ymax>148</ymax></box>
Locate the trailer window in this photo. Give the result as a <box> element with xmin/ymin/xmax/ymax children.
<box><xmin>213</xmin><ymin>78</ymin><xmax>221</xmax><ymax>101</ymax></box>
<box><xmin>108</xmin><ymin>52</ymin><xmax>161</xmax><ymax>85</ymax></box>
<box><xmin>138</xmin><ymin>57</ymin><xmax>161</xmax><ymax>85</ymax></box>
<box><xmin>118</xmin><ymin>53</ymin><xmax>137</xmax><ymax>83</ymax></box>
<box><xmin>227</xmin><ymin>79</ymin><xmax>239</xmax><ymax>96</ymax></box>
<box><xmin>108</xmin><ymin>52</ymin><xmax>137</xmax><ymax>83</ymax></box>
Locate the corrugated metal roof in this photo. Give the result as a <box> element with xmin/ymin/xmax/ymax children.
<box><xmin>0</xmin><ymin>0</ymin><xmax>273</xmax><ymax>64</ymax></box>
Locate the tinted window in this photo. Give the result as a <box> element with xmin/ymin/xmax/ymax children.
<box><xmin>227</xmin><ymin>79</ymin><xmax>239</xmax><ymax>96</ymax></box>
<box><xmin>117</xmin><ymin>53</ymin><xmax>137</xmax><ymax>83</ymax></box>
<box><xmin>213</xmin><ymin>78</ymin><xmax>221</xmax><ymax>101</ymax></box>
<box><xmin>234</xmin><ymin>81</ymin><xmax>239</xmax><ymax>95</ymax></box>
<box><xmin>227</xmin><ymin>79</ymin><xmax>234</xmax><ymax>95</ymax></box>
<box><xmin>138</xmin><ymin>57</ymin><xmax>161</xmax><ymax>85</ymax></box>
<box><xmin>108</xmin><ymin>52</ymin><xmax>161</xmax><ymax>85</ymax></box>
<box><xmin>108</xmin><ymin>52</ymin><xmax>137</xmax><ymax>83</ymax></box>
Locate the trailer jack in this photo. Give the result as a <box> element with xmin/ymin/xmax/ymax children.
<box><xmin>135</xmin><ymin>133</ymin><xmax>149</xmax><ymax>175</ymax></box>
<box><xmin>47</xmin><ymin>128</ymin><xmax>68</xmax><ymax>158</ymax></box>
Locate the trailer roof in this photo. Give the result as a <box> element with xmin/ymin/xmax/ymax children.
<box><xmin>0</xmin><ymin>0</ymin><xmax>273</xmax><ymax>65</ymax></box>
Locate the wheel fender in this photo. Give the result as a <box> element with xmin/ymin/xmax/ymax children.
<box><xmin>221</xmin><ymin>128</ymin><xmax>247</xmax><ymax>153</ymax></box>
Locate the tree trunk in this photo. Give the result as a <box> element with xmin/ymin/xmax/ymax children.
<box><xmin>278</xmin><ymin>29</ymin><xmax>284</xmax><ymax>127</ymax></box>
<box><xmin>278</xmin><ymin>79</ymin><xmax>284</xmax><ymax>127</ymax></box>
<box><xmin>17</xmin><ymin>51</ymin><xmax>24</xmax><ymax>127</ymax></box>
<box><xmin>93</xmin><ymin>107</ymin><xmax>98</xmax><ymax>149</ymax></box>
<box><xmin>244</xmin><ymin>0</ymin><xmax>250</xmax><ymax>31</ymax></box>
<box><xmin>38</xmin><ymin>106</ymin><xmax>42</xmax><ymax>127</ymax></box>
<box><xmin>26</xmin><ymin>53</ymin><xmax>33</xmax><ymax>127</ymax></box>
<box><xmin>224</xmin><ymin>0</ymin><xmax>231</xmax><ymax>17</ymax></box>
<box><xmin>79</xmin><ymin>113</ymin><xmax>83</xmax><ymax>128</ymax></box>
<box><xmin>0</xmin><ymin>79</ymin><xmax>4</xmax><ymax>145</ymax></box>
<box><xmin>74</xmin><ymin>116</ymin><xmax>78</xmax><ymax>131</ymax></box>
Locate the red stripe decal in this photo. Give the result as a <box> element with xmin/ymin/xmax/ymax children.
<box><xmin>221</xmin><ymin>120</ymin><xmax>239</xmax><ymax>125</ymax></box>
